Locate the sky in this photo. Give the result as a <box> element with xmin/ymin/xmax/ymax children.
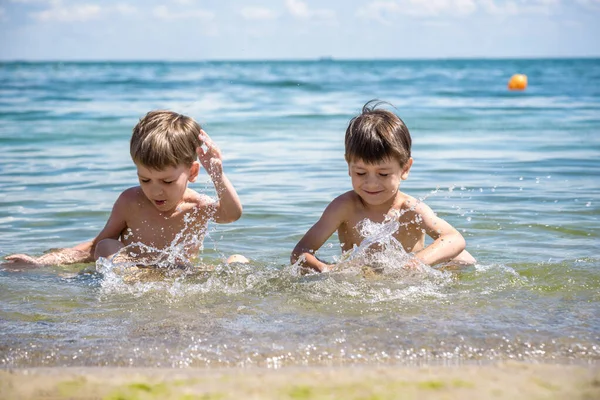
<box><xmin>0</xmin><ymin>0</ymin><xmax>599</xmax><ymax>60</ymax></box>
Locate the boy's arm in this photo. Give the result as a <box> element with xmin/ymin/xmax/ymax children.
<box><xmin>291</xmin><ymin>197</ymin><xmax>347</xmax><ymax>273</ymax></box>
<box><xmin>88</xmin><ymin>192</ymin><xmax>130</xmax><ymax>259</ymax></box>
<box><xmin>4</xmin><ymin>241</ymin><xmax>95</xmax><ymax>266</ymax></box>
<box><xmin>411</xmin><ymin>201</ymin><xmax>469</xmax><ymax>266</ymax></box>
<box><xmin>4</xmin><ymin>191</ymin><xmax>129</xmax><ymax>266</ymax></box>
<box><xmin>196</xmin><ymin>129</ymin><xmax>243</xmax><ymax>224</ymax></box>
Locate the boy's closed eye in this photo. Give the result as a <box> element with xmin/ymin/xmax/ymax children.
<box><xmin>139</xmin><ymin>179</ymin><xmax>174</xmax><ymax>184</ymax></box>
<box><xmin>354</xmin><ymin>172</ymin><xmax>389</xmax><ymax>177</ymax></box>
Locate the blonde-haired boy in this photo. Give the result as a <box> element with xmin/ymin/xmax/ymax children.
<box><xmin>6</xmin><ymin>110</ymin><xmax>246</xmax><ymax>266</ymax></box>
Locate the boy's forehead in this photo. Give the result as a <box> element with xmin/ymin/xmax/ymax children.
<box><xmin>136</xmin><ymin>163</ymin><xmax>188</xmax><ymax>176</ymax></box>
<box><xmin>349</xmin><ymin>157</ymin><xmax>401</xmax><ymax>169</ymax></box>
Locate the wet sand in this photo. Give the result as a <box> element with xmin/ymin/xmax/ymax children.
<box><xmin>1</xmin><ymin>361</ymin><xmax>598</xmax><ymax>399</ymax></box>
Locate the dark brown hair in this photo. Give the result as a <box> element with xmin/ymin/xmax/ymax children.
<box><xmin>345</xmin><ymin>100</ymin><xmax>411</xmax><ymax>167</ymax></box>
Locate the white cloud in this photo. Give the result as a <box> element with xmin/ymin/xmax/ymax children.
<box><xmin>357</xmin><ymin>0</ymin><xmax>563</xmax><ymax>21</ymax></box>
<box><xmin>285</xmin><ymin>0</ymin><xmax>335</xmax><ymax>20</ymax></box>
<box><xmin>115</xmin><ymin>3</ymin><xmax>137</xmax><ymax>15</ymax></box>
<box><xmin>410</xmin><ymin>0</ymin><xmax>477</xmax><ymax>16</ymax></box>
<box><xmin>357</xmin><ymin>0</ymin><xmax>476</xmax><ymax>19</ymax></box>
<box><xmin>171</xmin><ymin>0</ymin><xmax>196</xmax><ymax>5</ymax></box>
<box><xmin>355</xmin><ymin>1</ymin><xmax>401</xmax><ymax>24</ymax></box>
<box><xmin>479</xmin><ymin>0</ymin><xmax>558</xmax><ymax>15</ymax></box>
<box><xmin>240</xmin><ymin>6</ymin><xmax>278</xmax><ymax>20</ymax></box>
<box><xmin>152</xmin><ymin>5</ymin><xmax>214</xmax><ymax>20</ymax></box>
<box><xmin>286</xmin><ymin>0</ymin><xmax>309</xmax><ymax>17</ymax></box>
<box><xmin>356</xmin><ymin>0</ymin><xmax>473</xmax><ymax>24</ymax></box>
<box><xmin>26</xmin><ymin>2</ymin><xmax>139</xmax><ymax>22</ymax></box>
<box><xmin>32</xmin><ymin>3</ymin><xmax>102</xmax><ymax>22</ymax></box>
<box><xmin>10</xmin><ymin>0</ymin><xmax>57</xmax><ymax>3</ymax></box>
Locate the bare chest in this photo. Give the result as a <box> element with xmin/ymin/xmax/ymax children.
<box><xmin>338</xmin><ymin>210</ymin><xmax>425</xmax><ymax>253</ymax></box>
<box><xmin>121</xmin><ymin>206</ymin><xmax>207</xmax><ymax>250</ymax></box>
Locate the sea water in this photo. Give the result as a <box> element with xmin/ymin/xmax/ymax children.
<box><xmin>0</xmin><ymin>59</ymin><xmax>599</xmax><ymax>368</ymax></box>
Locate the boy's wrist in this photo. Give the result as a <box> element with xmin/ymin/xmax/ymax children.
<box><xmin>210</xmin><ymin>170</ymin><xmax>226</xmax><ymax>187</ymax></box>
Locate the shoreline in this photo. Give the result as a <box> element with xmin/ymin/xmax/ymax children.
<box><xmin>1</xmin><ymin>361</ymin><xmax>598</xmax><ymax>399</ymax></box>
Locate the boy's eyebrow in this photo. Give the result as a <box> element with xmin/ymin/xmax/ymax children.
<box><xmin>350</xmin><ymin>164</ymin><xmax>394</xmax><ymax>170</ymax></box>
<box><xmin>137</xmin><ymin>172</ymin><xmax>176</xmax><ymax>179</ymax></box>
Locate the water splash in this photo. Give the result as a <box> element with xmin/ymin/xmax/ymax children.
<box><xmin>334</xmin><ymin>213</ymin><xmax>443</xmax><ymax>280</ymax></box>
<box><xmin>95</xmin><ymin>203</ymin><xmax>217</xmax><ymax>294</ymax></box>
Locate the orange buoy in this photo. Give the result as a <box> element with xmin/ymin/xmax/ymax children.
<box><xmin>508</xmin><ymin>74</ymin><xmax>527</xmax><ymax>91</ymax></box>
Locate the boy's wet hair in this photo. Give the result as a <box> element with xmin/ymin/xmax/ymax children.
<box><xmin>130</xmin><ymin>110</ymin><xmax>202</xmax><ymax>169</ymax></box>
<box><xmin>345</xmin><ymin>100</ymin><xmax>412</xmax><ymax>167</ymax></box>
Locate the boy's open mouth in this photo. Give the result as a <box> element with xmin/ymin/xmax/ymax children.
<box><xmin>154</xmin><ymin>200</ymin><xmax>166</xmax><ymax>206</ymax></box>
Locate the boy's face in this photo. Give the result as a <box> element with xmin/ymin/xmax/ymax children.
<box><xmin>136</xmin><ymin>162</ymin><xmax>200</xmax><ymax>213</ymax></box>
<box><xmin>348</xmin><ymin>157</ymin><xmax>412</xmax><ymax>207</ymax></box>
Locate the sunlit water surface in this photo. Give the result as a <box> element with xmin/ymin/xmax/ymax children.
<box><xmin>0</xmin><ymin>59</ymin><xmax>599</xmax><ymax>368</ymax></box>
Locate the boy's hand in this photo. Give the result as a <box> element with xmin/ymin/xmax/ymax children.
<box><xmin>4</xmin><ymin>254</ymin><xmax>42</xmax><ymax>266</ymax></box>
<box><xmin>197</xmin><ymin>129</ymin><xmax>223</xmax><ymax>178</ymax></box>
<box><xmin>196</xmin><ymin>129</ymin><xmax>243</xmax><ymax>223</ymax></box>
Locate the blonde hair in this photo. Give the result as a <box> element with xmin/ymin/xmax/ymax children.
<box><xmin>345</xmin><ymin>100</ymin><xmax>412</xmax><ymax>167</ymax></box>
<box><xmin>130</xmin><ymin>110</ymin><xmax>202</xmax><ymax>169</ymax></box>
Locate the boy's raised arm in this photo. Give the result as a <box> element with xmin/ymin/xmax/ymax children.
<box><xmin>291</xmin><ymin>198</ymin><xmax>347</xmax><ymax>273</ymax></box>
<box><xmin>196</xmin><ymin>130</ymin><xmax>243</xmax><ymax>224</ymax></box>
<box><xmin>412</xmin><ymin>202</ymin><xmax>469</xmax><ymax>266</ymax></box>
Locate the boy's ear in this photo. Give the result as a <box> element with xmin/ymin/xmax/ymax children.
<box><xmin>401</xmin><ymin>158</ymin><xmax>413</xmax><ymax>180</ymax></box>
<box><xmin>188</xmin><ymin>161</ymin><xmax>200</xmax><ymax>182</ymax></box>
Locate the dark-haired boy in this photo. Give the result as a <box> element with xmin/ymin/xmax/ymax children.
<box><xmin>291</xmin><ymin>101</ymin><xmax>475</xmax><ymax>273</ymax></box>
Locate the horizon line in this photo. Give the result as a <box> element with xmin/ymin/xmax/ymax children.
<box><xmin>1</xmin><ymin>55</ymin><xmax>599</xmax><ymax>63</ymax></box>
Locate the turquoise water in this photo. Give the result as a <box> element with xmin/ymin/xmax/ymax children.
<box><xmin>0</xmin><ymin>59</ymin><xmax>599</xmax><ymax>368</ymax></box>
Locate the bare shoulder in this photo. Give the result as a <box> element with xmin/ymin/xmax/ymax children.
<box><xmin>182</xmin><ymin>188</ymin><xmax>215</xmax><ymax>210</ymax></box>
<box><xmin>326</xmin><ymin>191</ymin><xmax>358</xmax><ymax>215</ymax></box>
<box><xmin>115</xmin><ymin>187</ymin><xmax>146</xmax><ymax>207</ymax></box>
<box><xmin>393</xmin><ymin>192</ymin><xmax>435</xmax><ymax>219</ymax></box>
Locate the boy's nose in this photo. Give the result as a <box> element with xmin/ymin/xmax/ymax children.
<box><xmin>365</xmin><ymin>174</ymin><xmax>379</xmax><ymax>187</ymax></box>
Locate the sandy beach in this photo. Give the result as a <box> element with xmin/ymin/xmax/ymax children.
<box><xmin>1</xmin><ymin>362</ymin><xmax>598</xmax><ymax>400</ymax></box>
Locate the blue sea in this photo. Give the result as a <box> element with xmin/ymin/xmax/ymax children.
<box><xmin>0</xmin><ymin>59</ymin><xmax>598</xmax><ymax>368</ymax></box>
